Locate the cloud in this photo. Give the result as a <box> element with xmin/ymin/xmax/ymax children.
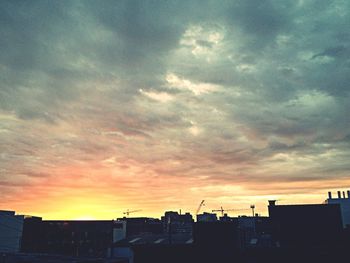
<box><xmin>226</xmin><ymin>0</ymin><xmax>292</xmax><ymax>43</ymax></box>
<box><xmin>166</xmin><ymin>73</ymin><xmax>219</xmax><ymax>95</ymax></box>
<box><xmin>140</xmin><ymin>89</ymin><xmax>174</xmax><ymax>103</ymax></box>
<box><xmin>1</xmin><ymin>0</ymin><xmax>350</xmax><ymax>217</ymax></box>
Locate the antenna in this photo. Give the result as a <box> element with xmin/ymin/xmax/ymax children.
<box><xmin>250</xmin><ymin>205</ymin><xmax>255</xmax><ymax>216</ymax></box>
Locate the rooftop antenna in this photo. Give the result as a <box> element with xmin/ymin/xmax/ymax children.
<box><xmin>250</xmin><ymin>205</ymin><xmax>255</xmax><ymax>216</ymax></box>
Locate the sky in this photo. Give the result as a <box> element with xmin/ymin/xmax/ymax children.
<box><xmin>1</xmin><ymin>0</ymin><xmax>350</xmax><ymax>220</ymax></box>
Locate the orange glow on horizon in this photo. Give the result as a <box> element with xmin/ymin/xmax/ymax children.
<box><xmin>2</xmin><ymin>153</ymin><xmax>350</xmax><ymax>220</ymax></box>
<box><xmin>3</xmin><ymin>170</ymin><xmax>350</xmax><ymax>220</ymax></box>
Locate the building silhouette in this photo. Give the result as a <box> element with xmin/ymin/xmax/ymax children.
<box><xmin>196</xmin><ymin>212</ymin><xmax>217</xmax><ymax>222</ymax></box>
<box><xmin>0</xmin><ymin>210</ymin><xmax>24</xmax><ymax>253</ymax></box>
<box><xmin>268</xmin><ymin>200</ymin><xmax>343</xmax><ymax>248</ymax></box>
<box><xmin>161</xmin><ymin>211</ymin><xmax>194</xmax><ymax>234</ymax></box>
<box><xmin>325</xmin><ymin>190</ymin><xmax>350</xmax><ymax>228</ymax></box>
<box><xmin>3</xmin><ymin>191</ymin><xmax>350</xmax><ymax>262</ymax></box>
<box><xmin>21</xmin><ymin>217</ymin><xmax>117</xmax><ymax>257</ymax></box>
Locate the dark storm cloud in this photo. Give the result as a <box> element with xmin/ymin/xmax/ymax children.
<box><xmin>226</xmin><ymin>0</ymin><xmax>293</xmax><ymax>48</ymax></box>
<box><xmin>89</xmin><ymin>0</ymin><xmax>187</xmax><ymax>56</ymax></box>
<box><xmin>312</xmin><ymin>46</ymin><xmax>348</xmax><ymax>59</ymax></box>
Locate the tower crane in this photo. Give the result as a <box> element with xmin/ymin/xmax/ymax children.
<box><xmin>196</xmin><ymin>200</ymin><xmax>205</xmax><ymax>215</ymax></box>
<box><xmin>211</xmin><ymin>206</ymin><xmax>249</xmax><ymax>217</ymax></box>
<box><xmin>123</xmin><ymin>209</ymin><xmax>142</xmax><ymax>217</ymax></box>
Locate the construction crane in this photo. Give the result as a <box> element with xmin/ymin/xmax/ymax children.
<box><xmin>123</xmin><ymin>209</ymin><xmax>142</xmax><ymax>217</ymax></box>
<box><xmin>211</xmin><ymin>206</ymin><xmax>249</xmax><ymax>217</ymax></box>
<box><xmin>196</xmin><ymin>200</ymin><xmax>205</xmax><ymax>215</ymax></box>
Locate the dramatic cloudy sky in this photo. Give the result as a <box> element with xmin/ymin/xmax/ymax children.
<box><xmin>1</xmin><ymin>0</ymin><xmax>350</xmax><ymax>219</ymax></box>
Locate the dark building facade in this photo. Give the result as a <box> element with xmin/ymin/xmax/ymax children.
<box><xmin>21</xmin><ymin>218</ymin><xmax>116</xmax><ymax>257</ymax></box>
<box><xmin>21</xmin><ymin>216</ymin><xmax>45</xmax><ymax>253</ymax></box>
<box><xmin>0</xmin><ymin>210</ymin><xmax>24</xmax><ymax>253</ymax></box>
<box><xmin>268</xmin><ymin>201</ymin><xmax>343</xmax><ymax>248</ymax></box>
<box><xmin>161</xmin><ymin>211</ymin><xmax>194</xmax><ymax>234</ymax></box>
<box><xmin>235</xmin><ymin>216</ymin><xmax>273</xmax><ymax>249</ymax></box>
<box><xmin>116</xmin><ymin>217</ymin><xmax>163</xmax><ymax>237</ymax></box>
<box><xmin>193</xmin><ymin>221</ymin><xmax>239</xmax><ymax>248</ymax></box>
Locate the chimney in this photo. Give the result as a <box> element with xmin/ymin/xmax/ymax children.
<box><xmin>328</xmin><ymin>191</ymin><xmax>332</xmax><ymax>199</ymax></box>
<box><xmin>347</xmin><ymin>190</ymin><xmax>350</xmax><ymax>198</ymax></box>
<box><xmin>338</xmin><ymin>191</ymin><xmax>341</xmax><ymax>199</ymax></box>
<box><xmin>343</xmin><ymin>191</ymin><xmax>346</xmax><ymax>198</ymax></box>
<box><xmin>268</xmin><ymin>200</ymin><xmax>276</xmax><ymax>206</ymax></box>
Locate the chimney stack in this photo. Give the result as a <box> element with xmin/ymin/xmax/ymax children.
<box><xmin>347</xmin><ymin>190</ymin><xmax>350</xmax><ymax>198</ymax></box>
<box><xmin>338</xmin><ymin>191</ymin><xmax>341</xmax><ymax>199</ymax></box>
<box><xmin>343</xmin><ymin>191</ymin><xmax>346</xmax><ymax>198</ymax></box>
<box><xmin>328</xmin><ymin>191</ymin><xmax>332</xmax><ymax>199</ymax></box>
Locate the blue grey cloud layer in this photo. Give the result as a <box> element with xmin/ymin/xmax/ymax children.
<box><xmin>1</xmin><ymin>0</ymin><xmax>350</xmax><ymax>199</ymax></box>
